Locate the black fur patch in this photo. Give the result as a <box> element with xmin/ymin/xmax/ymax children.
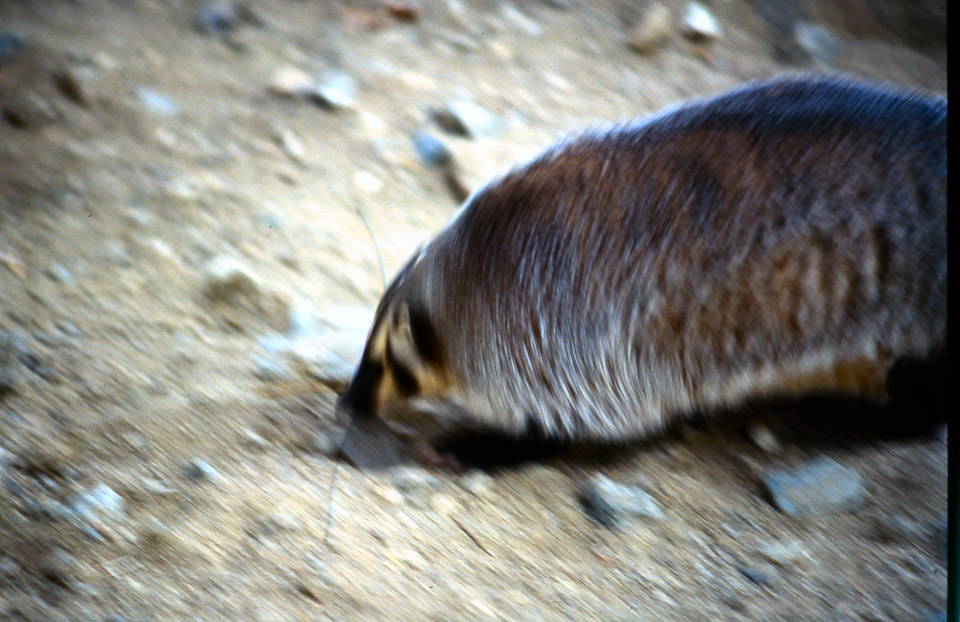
<box><xmin>406</xmin><ymin>303</ymin><xmax>443</xmax><ymax>365</ymax></box>
<box><xmin>339</xmin><ymin>358</ymin><xmax>384</xmax><ymax>416</ymax></box>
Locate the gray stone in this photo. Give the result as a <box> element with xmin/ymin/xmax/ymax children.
<box><xmin>763</xmin><ymin>456</ymin><xmax>865</xmax><ymax>516</ymax></box>
<box><xmin>747</xmin><ymin>422</ymin><xmax>780</xmax><ymax>453</ymax></box>
<box><xmin>0</xmin><ymin>556</ymin><xmax>21</xmax><ymax>577</ymax></box>
<box><xmin>202</xmin><ymin>256</ymin><xmax>261</xmax><ymax>301</ymax></box>
<box><xmin>0</xmin><ymin>446</ymin><xmax>12</xmax><ymax>469</ymax></box>
<box><xmin>793</xmin><ymin>22</ymin><xmax>837</xmax><ymax>66</ymax></box>
<box><xmin>194</xmin><ymin>1</ymin><xmax>241</xmax><ymax>36</ymax></box>
<box><xmin>0</xmin><ymin>32</ymin><xmax>26</xmax><ymax>63</ymax></box>
<box><xmin>135</xmin><ymin>88</ymin><xmax>181</xmax><ymax>116</ymax></box>
<box><xmin>412</xmin><ymin>131</ymin><xmax>452</xmax><ymax>167</ymax></box>
<box><xmin>3</xmin><ymin>90</ymin><xmax>57</xmax><ymax>127</ymax></box>
<box><xmin>1</xmin><ymin>331</ymin><xmax>24</xmax><ymax>392</ymax></box>
<box><xmin>69</xmin><ymin>483</ymin><xmax>126</xmax><ymax>521</ymax></box>
<box><xmin>736</xmin><ymin>564</ymin><xmax>772</xmax><ymax>587</ymax></box>
<box><xmin>45</xmin><ymin>264</ymin><xmax>74</xmax><ymax>284</ymax></box>
<box><xmin>184</xmin><ymin>458</ymin><xmax>221</xmax><ymax>482</ymax></box>
<box><xmin>41</xmin><ymin>548</ymin><xmax>76</xmax><ymax>587</ymax></box>
<box><xmin>303</xmin><ymin>72</ymin><xmax>357</xmax><ymax>110</ymax></box>
<box><xmin>579</xmin><ymin>473</ymin><xmax>664</xmax><ymax>527</ymax></box>
<box><xmin>432</xmin><ymin>100</ymin><xmax>502</xmax><ymax>139</ymax></box>
<box><xmin>102</xmin><ymin>240</ymin><xmax>132</xmax><ymax>266</ymax></box>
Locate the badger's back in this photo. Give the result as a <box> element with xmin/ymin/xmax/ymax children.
<box><xmin>422</xmin><ymin>76</ymin><xmax>946</xmax><ymax>440</ymax></box>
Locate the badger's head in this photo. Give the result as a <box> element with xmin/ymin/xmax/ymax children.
<box><xmin>336</xmin><ymin>250</ymin><xmax>460</xmax><ymax>428</ymax></box>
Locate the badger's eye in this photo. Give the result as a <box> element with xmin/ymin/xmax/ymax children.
<box><xmin>385</xmin><ymin>338</ymin><xmax>419</xmax><ymax>397</ymax></box>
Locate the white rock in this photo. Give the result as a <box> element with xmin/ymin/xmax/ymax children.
<box><xmin>306</xmin><ymin>72</ymin><xmax>357</xmax><ymax>109</ymax></box>
<box><xmin>627</xmin><ymin>1</ymin><xmax>672</xmax><ymax>53</ymax></box>
<box><xmin>202</xmin><ymin>256</ymin><xmax>260</xmax><ymax>300</ymax></box>
<box><xmin>269</xmin><ymin>66</ymin><xmax>312</xmax><ymax>97</ymax></box>
<box><xmin>681</xmin><ymin>2</ymin><xmax>722</xmax><ymax>41</ymax></box>
<box><xmin>353</xmin><ymin>170</ymin><xmax>383</xmax><ymax>194</ymax></box>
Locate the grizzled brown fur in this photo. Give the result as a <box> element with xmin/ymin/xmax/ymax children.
<box><xmin>339</xmin><ymin>76</ymin><xmax>946</xmax><ymax>442</ymax></box>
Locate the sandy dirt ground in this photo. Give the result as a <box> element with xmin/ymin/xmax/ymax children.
<box><xmin>0</xmin><ymin>1</ymin><xmax>947</xmax><ymax>620</ymax></box>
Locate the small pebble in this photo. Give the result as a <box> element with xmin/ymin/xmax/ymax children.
<box><xmin>870</xmin><ymin>515</ymin><xmax>926</xmax><ymax>543</ymax></box>
<box><xmin>240</xmin><ymin>428</ymin><xmax>269</xmax><ymax>449</ymax></box>
<box><xmin>44</xmin><ymin>264</ymin><xmax>74</xmax><ymax>284</ymax></box>
<box><xmin>269</xmin><ymin>66</ymin><xmax>312</xmax><ymax>98</ymax></box>
<box><xmin>792</xmin><ymin>22</ymin><xmax>837</xmax><ymax>66</ymax></box>
<box><xmin>736</xmin><ymin>564</ymin><xmax>771</xmax><ymax>587</ymax></box>
<box><xmin>627</xmin><ymin>1</ymin><xmax>672</xmax><ymax>53</ymax></box>
<box><xmin>144</xmin><ymin>238</ymin><xmax>176</xmax><ymax>262</ymax></box>
<box><xmin>763</xmin><ymin>456</ymin><xmax>865</xmax><ymax>516</ymax></box>
<box><xmin>0</xmin><ymin>32</ymin><xmax>26</xmax><ymax>62</ymax></box>
<box><xmin>459</xmin><ymin>469</ymin><xmax>494</xmax><ymax>497</ymax></box>
<box><xmin>680</xmin><ymin>2</ymin><xmax>722</xmax><ymax>41</ymax></box>
<box><xmin>123</xmin><ymin>206</ymin><xmax>155</xmax><ymax>229</ymax></box>
<box><xmin>387</xmin><ymin>466</ymin><xmax>440</xmax><ymax>493</ymax></box>
<box><xmin>0</xmin><ymin>556</ymin><xmax>21</xmax><ymax>576</ymax></box>
<box><xmin>306</xmin><ymin>428</ymin><xmax>345</xmax><ymax>457</ymax></box>
<box><xmin>747</xmin><ymin>422</ymin><xmax>780</xmax><ymax>453</ymax></box>
<box><xmin>758</xmin><ymin>540</ymin><xmax>806</xmax><ymax>565</ymax></box>
<box><xmin>353</xmin><ymin>170</ymin><xmax>383</xmax><ymax>194</ymax></box>
<box><xmin>69</xmin><ymin>483</ymin><xmax>126</xmax><ymax>521</ymax></box>
<box><xmin>202</xmin><ymin>256</ymin><xmax>261</xmax><ymax>301</ymax></box>
<box><xmin>303</xmin><ymin>72</ymin><xmax>357</xmax><ymax>110</ymax></box>
<box><xmin>0</xmin><ymin>446</ymin><xmax>13</xmax><ymax>469</ymax></box>
<box><xmin>373</xmin><ymin>483</ymin><xmax>404</xmax><ymax>505</ymax></box>
<box><xmin>53</xmin><ymin>66</ymin><xmax>99</xmax><ymax>106</ymax></box>
<box><xmin>412</xmin><ymin>131</ymin><xmax>452</xmax><ymax>167</ymax></box>
<box><xmin>140</xmin><ymin>478</ymin><xmax>177</xmax><ymax>495</ymax></box>
<box><xmin>1</xmin><ymin>331</ymin><xmax>25</xmax><ymax>392</ymax></box>
<box><xmin>41</xmin><ymin>548</ymin><xmax>77</xmax><ymax>587</ymax></box>
<box><xmin>428</xmin><ymin>493</ymin><xmax>459</xmax><ymax>516</ymax></box>
<box><xmin>3</xmin><ymin>91</ymin><xmax>57</xmax><ymax>127</ymax></box>
<box><xmin>184</xmin><ymin>458</ymin><xmax>220</xmax><ymax>482</ymax></box>
<box><xmin>140</xmin><ymin>517</ymin><xmax>169</xmax><ymax>542</ymax></box>
<box><xmin>194</xmin><ymin>1</ymin><xmax>241</xmax><ymax>36</ymax></box>
<box><xmin>578</xmin><ymin>473</ymin><xmax>664</xmax><ymax>528</ymax></box>
<box><xmin>273</xmin><ymin>126</ymin><xmax>305</xmax><ymax>163</ymax></box>
<box><xmin>102</xmin><ymin>240</ymin><xmax>131</xmax><ymax>266</ymax></box>
<box><xmin>135</xmin><ymin>88</ymin><xmax>181</xmax><ymax>116</ymax></box>
<box><xmin>252</xmin><ymin>354</ymin><xmax>294</xmax><ymax>382</ymax></box>
<box><xmin>500</xmin><ymin>4</ymin><xmax>543</xmax><ymax>36</ymax></box>
<box><xmin>432</xmin><ymin>100</ymin><xmax>501</xmax><ymax>139</ymax></box>
<box><xmin>386</xmin><ymin>1</ymin><xmax>420</xmax><ymax>21</ymax></box>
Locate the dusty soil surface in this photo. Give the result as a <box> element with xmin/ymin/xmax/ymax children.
<box><xmin>0</xmin><ymin>1</ymin><xmax>947</xmax><ymax>620</ymax></box>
